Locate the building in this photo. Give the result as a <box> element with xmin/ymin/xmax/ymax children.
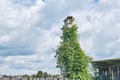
<box><xmin>63</xmin><ymin>16</ymin><xmax>74</xmax><ymax>28</ymax></box>
<box><xmin>0</xmin><ymin>75</ymin><xmax>2</xmax><ymax>80</ymax></box>
<box><xmin>92</xmin><ymin>58</ymin><xmax>120</xmax><ymax>80</ymax></box>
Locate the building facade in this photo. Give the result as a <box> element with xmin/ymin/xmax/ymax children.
<box><xmin>92</xmin><ymin>58</ymin><xmax>120</xmax><ymax>80</ymax></box>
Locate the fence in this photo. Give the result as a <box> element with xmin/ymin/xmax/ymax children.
<box><xmin>0</xmin><ymin>77</ymin><xmax>68</xmax><ymax>80</ymax></box>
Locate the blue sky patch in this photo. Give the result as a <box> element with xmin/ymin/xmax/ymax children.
<box><xmin>91</xmin><ymin>0</ymin><xmax>99</xmax><ymax>4</ymax></box>
<box><xmin>11</xmin><ymin>0</ymin><xmax>37</xmax><ymax>7</ymax></box>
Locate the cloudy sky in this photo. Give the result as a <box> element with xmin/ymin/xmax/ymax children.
<box><xmin>0</xmin><ymin>0</ymin><xmax>120</xmax><ymax>75</ymax></box>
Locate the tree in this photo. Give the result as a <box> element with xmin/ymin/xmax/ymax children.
<box><xmin>23</xmin><ymin>74</ymin><xmax>29</xmax><ymax>77</ymax></box>
<box><xmin>36</xmin><ymin>71</ymin><xmax>43</xmax><ymax>78</ymax></box>
<box><xmin>31</xmin><ymin>74</ymin><xmax>36</xmax><ymax>78</ymax></box>
<box><xmin>52</xmin><ymin>74</ymin><xmax>60</xmax><ymax>78</ymax></box>
<box><xmin>43</xmin><ymin>72</ymin><xmax>48</xmax><ymax>79</ymax></box>
<box><xmin>56</xmin><ymin>17</ymin><xmax>92</xmax><ymax>80</ymax></box>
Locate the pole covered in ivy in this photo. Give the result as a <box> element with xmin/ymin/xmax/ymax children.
<box><xmin>56</xmin><ymin>16</ymin><xmax>92</xmax><ymax>80</ymax></box>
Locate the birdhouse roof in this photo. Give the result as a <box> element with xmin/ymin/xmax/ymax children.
<box><xmin>63</xmin><ymin>16</ymin><xmax>74</xmax><ymax>22</ymax></box>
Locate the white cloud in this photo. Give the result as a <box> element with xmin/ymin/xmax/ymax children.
<box><xmin>0</xmin><ymin>35</ymin><xmax>11</xmax><ymax>44</ymax></box>
<box><xmin>69</xmin><ymin>8</ymin><xmax>120</xmax><ymax>60</ymax></box>
<box><xmin>99</xmin><ymin>0</ymin><xmax>120</xmax><ymax>8</ymax></box>
<box><xmin>0</xmin><ymin>0</ymin><xmax>45</xmax><ymax>29</ymax></box>
<box><xmin>0</xmin><ymin>54</ymin><xmax>58</xmax><ymax>75</ymax></box>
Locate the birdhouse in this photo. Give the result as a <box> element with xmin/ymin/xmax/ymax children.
<box><xmin>63</xmin><ymin>16</ymin><xmax>74</xmax><ymax>28</ymax></box>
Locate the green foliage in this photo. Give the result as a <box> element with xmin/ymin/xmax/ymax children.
<box><xmin>36</xmin><ymin>71</ymin><xmax>53</xmax><ymax>78</ymax></box>
<box><xmin>23</xmin><ymin>74</ymin><xmax>30</xmax><ymax>77</ymax></box>
<box><xmin>52</xmin><ymin>74</ymin><xmax>61</xmax><ymax>78</ymax></box>
<box><xmin>36</xmin><ymin>71</ymin><xmax>44</xmax><ymax>78</ymax></box>
<box><xmin>43</xmin><ymin>72</ymin><xmax>48</xmax><ymax>78</ymax></box>
<box><xmin>56</xmin><ymin>23</ymin><xmax>92</xmax><ymax>80</ymax></box>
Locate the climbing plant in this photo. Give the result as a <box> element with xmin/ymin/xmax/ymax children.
<box><xmin>56</xmin><ymin>19</ymin><xmax>92</xmax><ymax>80</ymax></box>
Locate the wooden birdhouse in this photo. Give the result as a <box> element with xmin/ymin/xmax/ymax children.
<box><xmin>63</xmin><ymin>16</ymin><xmax>74</xmax><ymax>28</ymax></box>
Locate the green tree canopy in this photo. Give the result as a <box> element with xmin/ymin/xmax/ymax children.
<box><xmin>36</xmin><ymin>71</ymin><xmax>44</xmax><ymax>78</ymax></box>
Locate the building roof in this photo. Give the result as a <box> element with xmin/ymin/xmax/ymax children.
<box><xmin>91</xmin><ymin>58</ymin><xmax>120</xmax><ymax>66</ymax></box>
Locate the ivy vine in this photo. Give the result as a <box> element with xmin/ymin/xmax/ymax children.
<box><xmin>56</xmin><ymin>22</ymin><xmax>92</xmax><ymax>80</ymax></box>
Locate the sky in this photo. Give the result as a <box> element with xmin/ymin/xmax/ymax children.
<box><xmin>0</xmin><ymin>0</ymin><xmax>120</xmax><ymax>75</ymax></box>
